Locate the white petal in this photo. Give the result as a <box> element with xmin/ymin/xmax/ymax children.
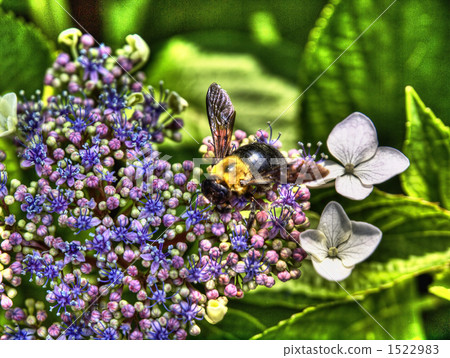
<box><xmin>338</xmin><ymin>221</ymin><xmax>382</xmax><ymax>267</ymax></box>
<box><xmin>335</xmin><ymin>174</ymin><xmax>373</xmax><ymax>200</ymax></box>
<box><xmin>312</xmin><ymin>257</ymin><xmax>354</xmax><ymax>281</ymax></box>
<box><xmin>317</xmin><ymin>201</ymin><xmax>352</xmax><ymax>248</ymax></box>
<box><xmin>354</xmin><ymin>146</ymin><xmax>410</xmax><ymax>185</ymax></box>
<box><xmin>327</xmin><ymin>112</ymin><xmax>378</xmax><ymax>166</ymax></box>
<box><xmin>306</xmin><ymin>160</ymin><xmax>344</xmax><ymax>187</ymax></box>
<box><xmin>299</xmin><ymin>230</ymin><xmax>329</xmax><ymax>262</ymax></box>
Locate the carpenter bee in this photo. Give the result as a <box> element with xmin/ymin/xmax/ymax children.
<box><xmin>201</xmin><ymin>83</ymin><xmax>329</xmax><ymax>229</ymax></box>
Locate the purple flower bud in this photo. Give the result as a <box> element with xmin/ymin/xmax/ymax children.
<box><xmin>48</xmin><ymin>324</ymin><xmax>61</xmax><ymax>337</ymax></box>
<box><xmin>206</xmin><ymin>290</ymin><xmax>219</xmax><ymax>300</ymax></box>
<box><xmin>42</xmin><ymin>214</ymin><xmax>53</xmax><ymax>226</ymax></box>
<box><xmin>255</xmin><ymin>274</ymin><xmax>267</xmax><ymax>286</ymax></box>
<box><xmin>136</xmin><ymin>290</ymin><xmax>147</xmax><ymax>301</ymax></box>
<box><xmin>90</xmin><ymin>310</ymin><xmax>101</xmax><ymax>323</ymax></box>
<box><xmin>80</xmin><ymin>34</ymin><xmax>95</xmax><ymax>47</ymax></box>
<box><xmin>293</xmin><ymin>212</ymin><xmax>306</xmax><ymax>225</ymax></box>
<box><xmin>110</xmin><ymin>291</ymin><xmax>121</xmax><ymax>302</ymax></box>
<box><xmin>224</xmin><ymin>284</ymin><xmax>237</xmax><ymax>298</ymax></box>
<box><xmin>157</xmin><ymin>269</ymin><xmax>169</xmax><ymax>281</ymax></box>
<box><xmin>10</xmin><ymin>261</ymin><xmax>23</xmax><ymax>275</ymax></box>
<box><xmin>109</xmin><ymin>138</ymin><xmax>121</xmax><ymax>150</ymax></box>
<box><xmin>171</xmin><ymin>255</ymin><xmax>184</xmax><ymax>269</ymax></box>
<box><xmin>86</xmin><ymin>176</ymin><xmax>99</xmax><ymax>188</ymax></box>
<box><xmin>139</xmin><ymin>307</ymin><xmax>150</xmax><ymax>319</ymax></box>
<box><xmin>107</xmin><ymin>252</ymin><xmax>118</xmax><ymax>262</ymax></box>
<box><xmin>174</xmin><ymin>173</ymin><xmax>187</xmax><ymax>186</ymax></box>
<box><xmin>80</xmin><ymin>263</ymin><xmax>92</xmax><ymax>274</ymax></box>
<box><xmin>265</xmin><ymin>276</ymin><xmax>275</xmax><ymax>288</ymax></box>
<box><xmin>96</xmin><ymin>124</ymin><xmax>109</xmax><ymax>136</ymax></box>
<box><xmin>163</xmin><ymin>214</ymin><xmax>177</xmax><ymax>227</ymax></box>
<box><xmin>218</xmin><ymin>274</ymin><xmax>230</xmax><ymax>286</ymax></box>
<box><xmin>127</xmin><ymin>265</ymin><xmax>138</xmax><ymax>276</ymax></box>
<box><xmin>277</xmin><ymin>271</ymin><xmax>291</xmax><ymax>282</ymax></box>
<box><xmin>103</xmin><ymin>157</ymin><xmax>115</xmax><ymax>167</ymax></box>
<box><xmin>123</xmin><ymin>249</ymin><xmax>135</xmax><ymax>262</ymax></box>
<box><xmin>211</xmin><ymin>223</ymin><xmax>225</xmax><ymax>236</ymax></box>
<box><xmin>139</xmin><ymin>319</ymin><xmax>151</xmax><ymax>330</ymax></box>
<box><xmin>250</xmin><ymin>234</ymin><xmax>265</xmax><ymax>249</ymax></box>
<box><xmin>129</xmin><ymin>331</ymin><xmax>143</xmax><ymax>340</ymax></box>
<box><xmin>36</xmin><ymin>225</ymin><xmax>48</xmax><ymax>237</ymax></box>
<box><xmin>234</xmin><ymin>129</ymin><xmax>247</xmax><ymax>140</ymax></box>
<box><xmin>186</xmin><ymin>180</ymin><xmax>198</xmax><ymax>193</ymax></box>
<box><xmin>265</xmin><ymin>250</ymin><xmax>279</xmax><ymax>264</ymax></box>
<box><xmin>199</xmin><ymin>239</ymin><xmax>212</xmax><ymax>252</ymax></box>
<box><xmin>1</xmin><ymin>240</ymin><xmax>12</xmax><ymax>251</ymax></box>
<box><xmin>9</xmin><ymin>233</ymin><xmax>23</xmax><ymax>246</ymax></box>
<box><xmin>175</xmin><ymin>329</ymin><xmax>187</xmax><ymax>340</ymax></box>
<box><xmin>104</xmin><ymin>185</ymin><xmax>116</xmax><ymax>196</ymax></box>
<box><xmin>127</xmin><ymin>279</ymin><xmax>140</xmax><ymax>293</ymax></box>
<box><xmin>121</xmin><ymin>304</ymin><xmax>135</xmax><ymax>318</ymax></box>
<box><xmin>1</xmin><ymin>294</ymin><xmax>13</xmax><ymax>309</ymax></box>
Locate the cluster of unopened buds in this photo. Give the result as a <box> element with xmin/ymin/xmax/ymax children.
<box><xmin>0</xmin><ymin>29</ymin><xmax>410</xmax><ymax>340</ymax></box>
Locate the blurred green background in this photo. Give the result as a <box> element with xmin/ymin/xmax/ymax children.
<box><xmin>0</xmin><ymin>0</ymin><xmax>449</xmax><ymax>339</ymax></box>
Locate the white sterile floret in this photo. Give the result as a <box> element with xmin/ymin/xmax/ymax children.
<box><xmin>58</xmin><ymin>28</ymin><xmax>82</xmax><ymax>47</ymax></box>
<box><xmin>126</xmin><ymin>34</ymin><xmax>150</xmax><ymax>63</ymax></box>
<box><xmin>321</xmin><ymin>112</ymin><xmax>410</xmax><ymax>200</ymax></box>
<box><xmin>0</xmin><ymin>93</ymin><xmax>18</xmax><ymax>137</ymax></box>
<box><xmin>204</xmin><ymin>298</ymin><xmax>228</xmax><ymax>324</ymax></box>
<box><xmin>300</xmin><ymin>201</ymin><xmax>382</xmax><ymax>281</ymax></box>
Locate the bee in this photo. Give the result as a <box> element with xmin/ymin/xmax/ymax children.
<box><xmin>201</xmin><ymin>83</ymin><xmax>329</xmax><ymax>229</ymax></box>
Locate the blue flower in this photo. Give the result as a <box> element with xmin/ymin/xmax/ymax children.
<box><xmin>132</xmin><ymin>220</ymin><xmax>157</xmax><ymax>248</ymax></box>
<box><xmin>46</xmin><ymin>188</ymin><xmax>73</xmax><ymax>214</ymax></box>
<box><xmin>65</xmin><ymin>101</ymin><xmax>96</xmax><ymax>133</ymax></box>
<box><xmin>21</xmin><ymin>135</ymin><xmax>54</xmax><ymax>176</ymax></box>
<box><xmin>268</xmin><ymin>206</ymin><xmax>294</xmax><ymax>239</ymax></box>
<box><xmin>5</xmin><ymin>325</ymin><xmax>35</xmax><ymax>340</ymax></box>
<box><xmin>87</xmin><ymin>230</ymin><xmax>112</xmax><ymax>256</ymax></box>
<box><xmin>79</xmin><ymin>144</ymin><xmax>100</xmax><ymax>169</ymax></box>
<box><xmin>173</xmin><ymin>298</ymin><xmax>202</xmax><ymax>324</ymax></box>
<box><xmin>48</xmin><ymin>284</ymin><xmax>74</xmax><ymax>316</ymax></box>
<box><xmin>110</xmin><ymin>218</ymin><xmax>136</xmax><ymax>244</ymax></box>
<box><xmin>17</xmin><ymin>91</ymin><xmax>43</xmax><ymax>136</ymax></box>
<box><xmin>274</xmin><ymin>184</ymin><xmax>306</xmax><ymax>212</ymax></box>
<box><xmin>147</xmin><ymin>281</ymin><xmax>178</xmax><ymax>311</ymax></box>
<box><xmin>181</xmin><ymin>198</ymin><xmax>209</xmax><ymax>231</ymax></box>
<box><xmin>99</xmin><ymin>87</ymin><xmax>128</xmax><ymax>116</ymax></box>
<box><xmin>138</xmin><ymin>192</ymin><xmax>165</xmax><ymax>219</ymax></box>
<box><xmin>147</xmin><ymin>320</ymin><xmax>171</xmax><ymax>340</ymax></box>
<box><xmin>78</xmin><ymin>47</ymin><xmax>109</xmax><ymax>83</ymax></box>
<box><xmin>92</xmin><ymin>324</ymin><xmax>119</xmax><ymax>340</ymax></box>
<box><xmin>140</xmin><ymin>242</ymin><xmax>172</xmax><ymax>275</ymax></box>
<box><xmin>57</xmin><ymin>159</ymin><xmax>86</xmax><ymax>187</ymax></box>
<box><xmin>230</xmin><ymin>227</ymin><xmax>251</xmax><ymax>253</ymax></box>
<box><xmin>20</xmin><ymin>193</ymin><xmax>46</xmax><ymax>220</ymax></box>
<box><xmin>98</xmin><ymin>263</ymin><xmax>124</xmax><ymax>286</ymax></box>
<box><xmin>0</xmin><ymin>171</ymin><xmax>8</xmax><ymax>199</ymax></box>
<box><xmin>22</xmin><ymin>251</ymin><xmax>45</xmax><ymax>281</ymax></box>
<box><xmin>243</xmin><ymin>250</ymin><xmax>267</xmax><ymax>283</ymax></box>
<box><xmin>71</xmin><ymin>209</ymin><xmax>101</xmax><ymax>234</ymax></box>
<box><xmin>185</xmin><ymin>251</ymin><xmax>210</xmax><ymax>283</ymax></box>
<box><xmin>58</xmin><ymin>241</ymin><xmax>86</xmax><ymax>265</ymax></box>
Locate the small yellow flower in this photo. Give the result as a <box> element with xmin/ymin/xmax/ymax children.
<box><xmin>126</xmin><ymin>34</ymin><xmax>150</xmax><ymax>63</ymax></box>
<box><xmin>0</xmin><ymin>93</ymin><xmax>18</xmax><ymax>137</ymax></box>
<box><xmin>204</xmin><ymin>299</ymin><xmax>228</xmax><ymax>324</ymax></box>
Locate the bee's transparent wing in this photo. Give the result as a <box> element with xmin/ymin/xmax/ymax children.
<box><xmin>206</xmin><ymin>83</ymin><xmax>236</xmax><ymax>160</ymax></box>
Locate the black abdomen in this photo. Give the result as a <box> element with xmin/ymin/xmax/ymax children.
<box><xmin>232</xmin><ymin>142</ymin><xmax>286</xmax><ymax>176</ymax></box>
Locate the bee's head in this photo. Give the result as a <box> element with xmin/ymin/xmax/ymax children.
<box><xmin>201</xmin><ymin>176</ymin><xmax>231</xmax><ymax>205</ymax></box>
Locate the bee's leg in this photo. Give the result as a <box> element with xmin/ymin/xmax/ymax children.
<box><xmin>216</xmin><ymin>203</ymin><xmax>232</xmax><ymax>214</ymax></box>
<box><xmin>246</xmin><ymin>197</ymin><xmax>257</xmax><ymax>231</ymax></box>
<box><xmin>240</xmin><ymin>178</ymin><xmax>272</xmax><ymax>186</ymax></box>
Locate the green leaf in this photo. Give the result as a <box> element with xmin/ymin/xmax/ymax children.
<box><xmin>299</xmin><ymin>0</ymin><xmax>450</xmax><ymax>150</ymax></box>
<box><xmin>429</xmin><ymin>270</ymin><xmax>450</xmax><ymax>301</ymax></box>
<box><xmin>27</xmin><ymin>0</ymin><xmax>71</xmax><ymax>40</ymax></box>
<box><xmin>147</xmin><ymin>33</ymin><xmax>302</xmax><ymax>152</ymax></box>
<box><xmin>252</xmin><ymin>279</ymin><xmax>426</xmax><ymax>339</ymax></box>
<box><xmin>196</xmin><ymin>307</ymin><xmax>267</xmax><ymax>340</ymax></box>
<box><xmin>293</xmin><ymin>189</ymin><xmax>450</xmax><ymax>298</ymax></box>
<box><xmin>401</xmin><ymin>86</ymin><xmax>450</xmax><ymax>209</ymax></box>
<box><xmin>0</xmin><ymin>9</ymin><xmax>53</xmax><ymax>94</ymax></box>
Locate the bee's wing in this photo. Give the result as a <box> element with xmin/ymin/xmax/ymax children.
<box><xmin>206</xmin><ymin>83</ymin><xmax>236</xmax><ymax>159</ymax></box>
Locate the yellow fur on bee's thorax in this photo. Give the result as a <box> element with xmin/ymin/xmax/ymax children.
<box><xmin>211</xmin><ymin>155</ymin><xmax>252</xmax><ymax>195</ymax></box>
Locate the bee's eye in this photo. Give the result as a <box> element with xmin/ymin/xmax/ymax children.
<box><xmin>225</xmin><ymin>163</ymin><xmax>236</xmax><ymax>173</ymax></box>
